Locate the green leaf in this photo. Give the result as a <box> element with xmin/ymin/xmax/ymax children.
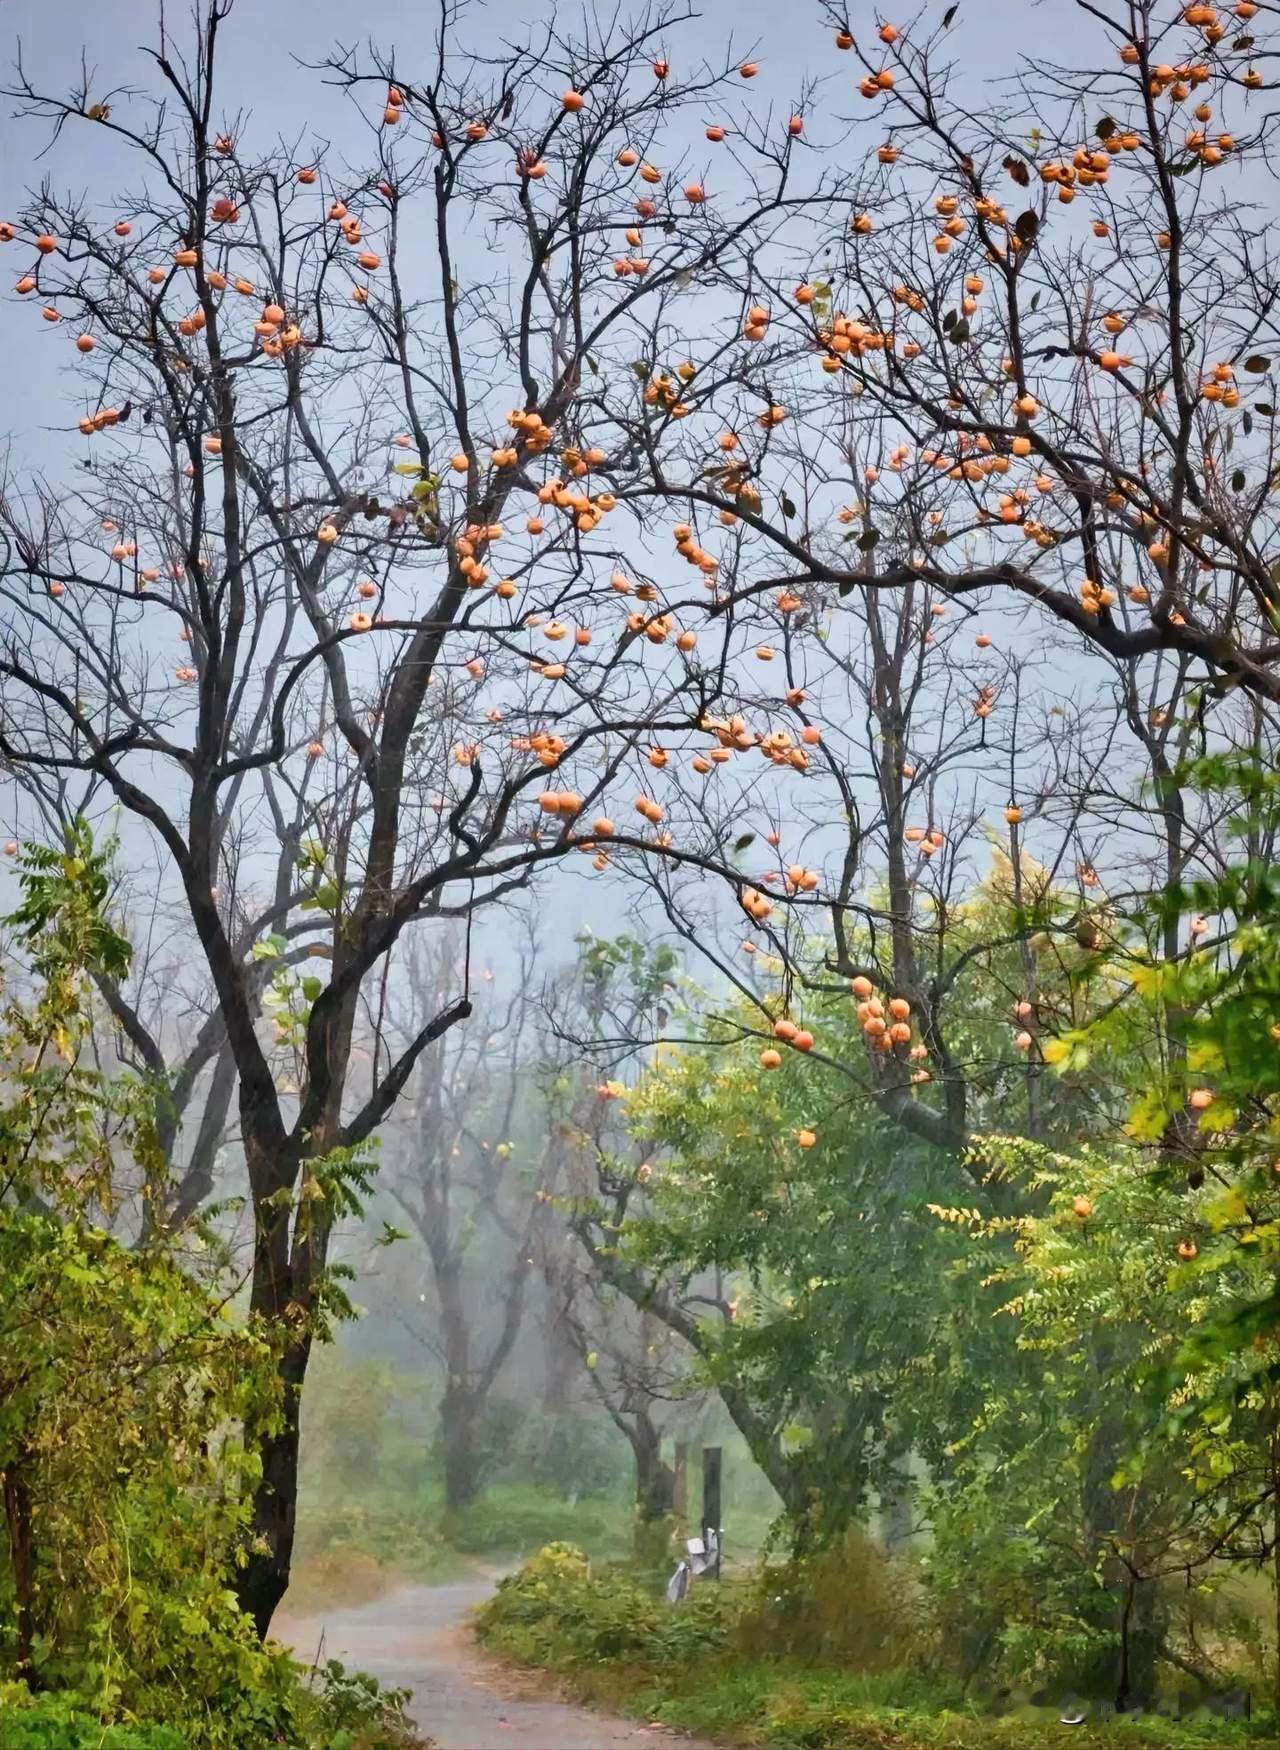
<box><xmin>391</xmin><ymin>461</ymin><xmax>423</xmax><ymax>476</ymax></box>
<box><xmin>301</xmin><ymin>976</ymin><xmax>324</xmax><ymax>1003</ymax></box>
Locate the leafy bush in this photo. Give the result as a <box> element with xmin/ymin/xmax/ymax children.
<box><xmin>0</xmin><ymin>835</ymin><xmax>432</xmax><ymax>1749</ymax></box>
<box><xmin>0</xmin><ymin>1662</ymin><xmax>429</xmax><ymax>1750</ymax></box>
<box><xmin>739</xmin><ymin>1525</ymin><xmax>935</xmax><ymax>1671</ymax></box>
<box><xmin>290</xmin><ymin>1659</ymin><xmax>428</xmax><ymax>1749</ymax></box>
<box><xmin>0</xmin><ymin>1686</ymin><xmax>184</xmax><ymax>1748</ymax></box>
<box><xmin>476</xmin><ymin>1542</ymin><xmax>742</xmax><ymax>1667</ymax></box>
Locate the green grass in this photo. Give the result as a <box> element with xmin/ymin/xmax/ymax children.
<box><xmin>564</xmin><ymin>1661</ymin><xmax>1271</xmax><ymax>1749</ymax></box>
<box><xmin>293</xmin><ymin>1477</ymin><xmax>647</xmax><ymax>1599</ymax></box>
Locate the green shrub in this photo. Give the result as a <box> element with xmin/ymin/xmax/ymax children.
<box><xmin>291</xmin><ymin>1659</ymin><xmax>427</xmax><ymax>1749</ymax></box>
<box><xmin>0</xmin><ymin>1661</ymin><xmax>429</xmax><ymax>1750</ymax></box>
<box><xmin>739</xmin><ymin>1525</ymin><xmax>935</xmax><ymax>1672</ymax></box>
<box><xmin>476</xmin><ymin>1541</ymin><xmax>742</xmax><ymax>1667</ymax></box>
<box><xmin>0</xmin><ymin>1686</ymin><xmax>185</xmax><ymax>1747</ymax></box>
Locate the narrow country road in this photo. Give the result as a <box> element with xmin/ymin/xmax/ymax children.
<box><xmin>276</xmin><ymin>1577</ymin><xmax>716</xmax><ymax>1750</ymax></box>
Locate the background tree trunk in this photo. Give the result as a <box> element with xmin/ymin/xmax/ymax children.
<box><xmin>630</xmin><ymin>1413</ymin><xmax>675</xmax><ymax>1566</ymax></box>
<box><xmin>440</xmin><ymin>1380</ymin><xmax>483</xmax><ymax>1512</ymax></box>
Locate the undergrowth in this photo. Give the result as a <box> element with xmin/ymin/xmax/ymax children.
<box><xmin>474</xmin><ymin>1541</ymin><xmax>1275</xmax><ymax>1750</ymax></box>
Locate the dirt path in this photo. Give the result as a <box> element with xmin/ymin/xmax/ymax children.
<box><xmin>276</xmin><ymin>1576</ymin><xmax>716</xmax><ymax>1750</ymax></box>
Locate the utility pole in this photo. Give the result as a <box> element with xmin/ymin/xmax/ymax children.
<box><xmin>673</xmin><ymin>1440</ymin><xmax>689</xmax><ymax>1529</ymax></box>
<box><xmin>702</xmin><ymin>1445</ymin><xmax>722</xmax><ymax>1581</ymax></box>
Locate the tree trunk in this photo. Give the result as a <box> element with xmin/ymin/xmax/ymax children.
<box><xmin>441</xmin><ymin>1381</ymin><xmax>483</xmax><ymax>1511</ymax></box>
<box><xmin>631</xmin><ymin>1414</ymin><xmax>675</xmax><ymax>1566</ymax></box>
<box><xmin>238</xmin><ymin>1334</ymin><xmax>312</xmax><ymax>1639</ymax></box>
<box><xmin>1113</xmin><ymin>1570</ymin><xmax>1161</xmax><ymax>1714</ymax></box>
<box><xmin>235</xmin><ymin>1136</ymin><xmax>328</xmax><ymax>1639</ymax></box>
<box><xmin>3</xmin><ymin>1462</ymin><xmax>36</xmax><ymax>1684</ymax></box>
<box><xmin>436</xmin><ymin>1256</ymin><xmax>485</xmax><ymax>1512</ymax></box>
<box><xmin>634</xmin><ymin>1419</ymin><xmax>675</xmax><ymax>1522</ymax></box>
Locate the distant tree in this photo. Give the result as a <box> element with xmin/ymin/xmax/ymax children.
<box><xmin>387</xmin><ymin>930</ymin><xmax>554</xmax><ymax>1512</ymax></box>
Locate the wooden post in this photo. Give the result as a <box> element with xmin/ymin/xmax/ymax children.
<box><xmin>702</xmin><ymin>1444</ymin><xmax>722</xmax><ymax>1580</ymax></box>
<box><xmin>673</xmin><ymin>1440</ymin><xmax>689</xmax><ymax>1528</ymax></box>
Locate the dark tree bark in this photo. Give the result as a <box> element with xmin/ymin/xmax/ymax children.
<box><xmin>632</xmin><ymin>1414</ymin><xmax>676</xmax><ymax>1523</ymax></box>
<box><xmin>438</xmin><ymin>1257</ymin><xmax>483</xmax><ymax>1513</ymax></box>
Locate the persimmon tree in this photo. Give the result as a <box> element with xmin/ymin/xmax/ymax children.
<box><xmin>589</xmin><ymin>0</ymin><xmax>1280</xmax><ymax>701</ymax></box>
<box><xmin>0</xmin><ymin>3</ymin><xmax>870</xmax><ymax>1631</ymax></box>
